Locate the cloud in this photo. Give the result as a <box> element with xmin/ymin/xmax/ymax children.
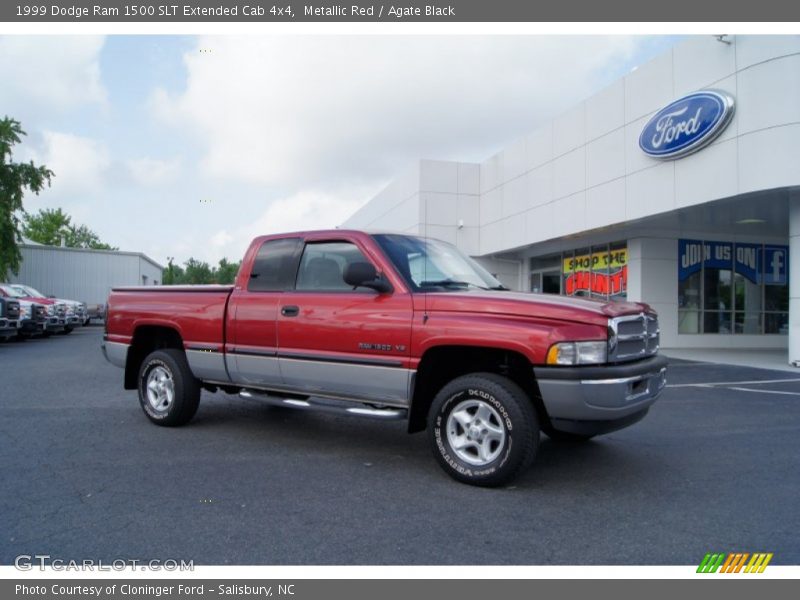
<box><xmin>126</xmin><ymin>156</ymin><xmax>182</xmax><ymax>186</ymax></box>
<box><xmin>38</xmin><ymin>131</ymin><xmax>111</xmax><ymax>195</ymax></box>
<box><xmin>0</xmin><ymin>36</ymin><xmax>106</xmax><ymax>115</ymax></box>
<box><xmin>18</xmin><ymin>131</ymin><xmax>112</xmax><ymax>229</ymax></box>
<box><xmin>197</xmin><ymin>187</ymin><xmax>368</xmax><ymax>262</ymax></box>
<box><xmin>152</xmin><ymin>36</ymin><xmax>642</xmax><ymax>188</ymax></box>
<box><xmin>210</xmin><ymin>229</ymin><xmax>233</xmax><ymax>248</ymax></box>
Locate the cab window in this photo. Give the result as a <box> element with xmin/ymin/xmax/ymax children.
<box><xmin>247</xmin><ymin>238</ymin><xmax>302</xmax><ymax>292</ymax></box>
<box><xmin>295</xmin><ymin>241</ymin><xmax>371</xmax><ymax>292</ymax></box>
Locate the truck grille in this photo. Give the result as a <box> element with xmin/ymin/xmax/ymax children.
<box><xmin>608</xmin><ymin>313</ymin><xmax>660</xmax><ymax>363</ymax></box>
<box><xmin>5</xmin><ymin>300</ymin><xmax>20</xmax><ymax>320</ymax></box>
<box><xmin>33</xmin><ymin>304</ymin><xmax>46</xmax><ymax>322</ymax></box>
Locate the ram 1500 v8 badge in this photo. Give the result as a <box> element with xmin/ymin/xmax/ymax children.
<box><xmin>103</xmin><ymin>231</ymin><xmax>667</xmax><ymax>486</ymax></box>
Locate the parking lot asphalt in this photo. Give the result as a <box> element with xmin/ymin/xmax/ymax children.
<box><xmin>1</xmin><ymin>328</ymin><xmax>799</xmax><ymax>566</ymax></box>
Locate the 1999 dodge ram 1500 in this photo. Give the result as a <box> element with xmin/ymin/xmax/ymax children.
<box><xmin>103</xmin><ymin>230</ymin><xmax>667</xmax><ymax>486</ymax></box>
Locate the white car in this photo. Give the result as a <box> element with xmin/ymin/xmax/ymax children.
<box><xmin>10</xmin><ymin>284</ymin><xmax>86</xmax><ymax>332</ymax></box>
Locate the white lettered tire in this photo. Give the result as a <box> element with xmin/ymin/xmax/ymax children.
<box><xmin>429</xmin><ymin>373</ymin><xmax>539</xmax><ymax>487</ymax></box>
<box><xmin>137</xmin><ymin>349</ymin><xmax>201</xmax><ymax>427</ymax></box>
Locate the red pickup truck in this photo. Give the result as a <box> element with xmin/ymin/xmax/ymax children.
<box><xmin>103</xmin><ymin>230</ymin><xmax>666</xmax><ymax>486</ymax></box>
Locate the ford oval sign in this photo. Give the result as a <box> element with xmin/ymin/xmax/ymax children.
<box><xmin>639</xmin><ymin>90</ymin><xmax>735</xmax><ymax>160</ymax></box>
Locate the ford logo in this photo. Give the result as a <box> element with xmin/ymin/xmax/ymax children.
<box><xmin>639</xmin><ymin>90</ymin><xmax>735</xmax><ymax>160</ymax></box>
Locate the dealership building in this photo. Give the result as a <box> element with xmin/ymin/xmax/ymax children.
<box><xmin>343</xmin><ymin>35</ymin><xmax>800</xmax><ymax>362</ymax></box>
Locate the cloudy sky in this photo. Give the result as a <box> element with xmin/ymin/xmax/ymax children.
<box><xmin>0</xmin><ymin>34</ymin><xmax>679</xmax><ymax>266</ymax></box>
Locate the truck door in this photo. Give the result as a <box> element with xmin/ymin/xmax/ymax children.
<box><xmin>276</xmin><ymin>238</ymin><xmax>413</xmax><ymax>407</ymax></box>
<box><xmin>226</xmin><ymin>237</ymin><xmax>302</xmax><ymax>388</ymax></box>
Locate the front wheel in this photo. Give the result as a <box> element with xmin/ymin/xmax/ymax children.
<box><xmin>428</xmin><ymin>373</ymin><xmax>539</xmax><ymax>487</ymax></box>
<box><xmin>137</xmin><ymin>349</ymin><xmax>201</xmax><ymax>426</ymax></box>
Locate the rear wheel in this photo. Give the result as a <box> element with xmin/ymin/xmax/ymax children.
<box><xmin>137</xmin><ymin>349</ymin><xmax>201</xmax><ymax>426</ymax></box>
<box><xmin>428</xmin><ymin>373</ymin><xmax>539</xmax><ymax>487</ymax></box>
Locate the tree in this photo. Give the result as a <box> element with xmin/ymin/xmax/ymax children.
<box><xmin>182</xmin><ymin>258</ymin><xmax>214</xmax><ymax>284</ymax></box>
<box><xmin>23</xmin><ymin>207</ymin><xmax>117</xmax><ymax>250</ymax></box>
<box><xmin>163</xmin><ymin>257</ymin><xmax>183</xmax><ymax>285</ymax></box>
<box><xmin>163</xmin><ymin>256</ymin><xmax>241</xmax><ymax>285</ymax></box>
<box><xmin>0</xmin><ymin>117</ymin><xmax>53</xmax><ymax>277</ymax></box>
<box><xmin>214</xmin><ymin>257</ymin><xmax>241</xmax><ymax>284</ymax></box>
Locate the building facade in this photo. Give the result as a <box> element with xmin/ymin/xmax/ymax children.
<box><xmin>343</xmin><ymin>35</ymin><xmax>800</xmax><ymax>360</ymax></box>
<box><xmin>8</xmin><ymin>243</ymin><xmax>163</xmax><ymax>306</ymax></box>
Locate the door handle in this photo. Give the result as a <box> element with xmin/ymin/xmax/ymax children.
<box><xmin>281</xmin><ymin>305</ymin><xmax>300</xmax><ymax>317</ymax></box>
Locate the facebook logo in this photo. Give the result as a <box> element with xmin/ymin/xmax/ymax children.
<box><xmin>763</xmin><ymin>247</ymin><xmax>788</xmax><ymax>285</ymax></box>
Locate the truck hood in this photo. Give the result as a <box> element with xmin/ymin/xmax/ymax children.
<box><xmin>17</xmin><ymin>295</ymin><xmax>55</xmax><ymax>305</ymax></box>
<box><xmin>422</xmin><ymin>290</ymin><xmax>653</xmax><ymax>327</ymax></box>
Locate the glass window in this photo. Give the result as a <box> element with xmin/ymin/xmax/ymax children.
<box><xmin>590</xmin><ymin>244</ymin><xmax>609</xmax><ymax>300</ymax></box>
<box><xmin>678</xmin><ymin>241</ymin><xmax>701</xmax><ymax>333</ymax></box>
<box><xmin>735</xmin><ymin>312</ymin><xmax>762</xmax><ymax>335</ymax></box>
<box><xmin>248</xmin><ymin>238</ymin><xmax>301</xmax><ymax>292</ymax></box>
<box><xmin>765</xmin><ymin>285</ymin><xmax>789</xmax><ymax>312</ymax></box>
<box><xmin>678</xmin><ymin>240</ymin><xmax>789</xmax><ymax>335</ymax></box>
<box><xmin>374</xmin><ymin>234</ymin><xmax>504</xmax><ymax>292</ymax></box>
<box><xmin>296</xmin><ymin>241</ymin><xmax>370</xmax><ymax>292</ymax></box>
<box><xmin>678</xmin><ymin>310</ymin><xmax>701</xmax><ymax>334</ymax></box>
<box><xmin>542</xmin><ymin>271</ymin><xmax>561</xmax><ymax>294</ymax></box>
<box><xmin>565</xmin><ymin>247</ymin><xmax>592</xmax><ymax>298</ymax></box>
<box><xmin>553</xmin><ymin>242</ymin><xmax>626</xmax><ymax>301</ymax></box>
<box><xmin>608</xmin><ymin>242</ymin><xmax>628</xmax><ymax>301</ymax></box>
<box><xmin>765</xmin><ymin>313</ymin><xmax>789</xmax><ymax>335</ymax></box>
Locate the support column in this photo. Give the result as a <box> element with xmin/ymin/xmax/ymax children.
<box><xmin>788</xmin><ymin>191</ymin><xmax>800</xmax><ymax>365</ymax></box>
<box><xmin>626</xmin><ymin>237</ymin><xmax>679</xmax><ymax>348</ymax></box>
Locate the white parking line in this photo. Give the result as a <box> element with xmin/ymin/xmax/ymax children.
<box><xmin>667</xmin><ymin>378</ymin><xmax>800</xmax><ymax>388</ymax></box>
<box><xmin>726</xmin><ymin>387</ymin><xmax>800</xmax><ymax>396</ymax></box>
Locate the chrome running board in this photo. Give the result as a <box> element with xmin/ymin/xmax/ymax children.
<box><xmin>239</xmin><ymin>389</ymin><xmax>407</xmax><ymax>420</ymax></box>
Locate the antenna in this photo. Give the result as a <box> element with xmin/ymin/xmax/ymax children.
<box><xmin>423</xmin><ymin>169</ymin><xmax>429</xmax><ymax>324</ymax></box>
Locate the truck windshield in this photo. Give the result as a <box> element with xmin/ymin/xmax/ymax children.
<box><xmin>373</xmin><ymin>234</ymin><xmax>507</xmax><ymax>292</ymax></box>
<box><xmin>0</xmin><ymin>285</ymin><xmax>26</xmax><ymax>298</ymax></box>
<box><xmin>12</xmin><ymin>285</ymin><xmax>43</xmax><ymax>298</ymax></box>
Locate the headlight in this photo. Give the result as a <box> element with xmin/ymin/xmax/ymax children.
<box><xmin>546</xmin><ymin>341</ymin><xmax>607</xmax><ymax>365</ymax></box>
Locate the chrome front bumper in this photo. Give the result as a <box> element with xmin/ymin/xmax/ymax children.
<box><xmin>534</xmin><ymin>355</ymin><xmax>668</xmax><ymax>434</ymax></box>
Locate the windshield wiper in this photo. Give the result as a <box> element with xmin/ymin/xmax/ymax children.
<box><xmin>488</xmin><ymin>285</ymin><xmax>509</xmax><ymax>291</ymax></box>
<box><xmin>420</xmin><ymin>279</ymin><xmax>489</xmax><ymax>290</ymax></box>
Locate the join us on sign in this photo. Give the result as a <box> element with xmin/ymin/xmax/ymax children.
<box><xmin>679</xmin><ymin>239</ymin><xmax>788</xmax><ymax>285</ymax></box>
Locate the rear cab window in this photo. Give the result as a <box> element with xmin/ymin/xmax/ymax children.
<box><xmin>247</xmin><ymin>237</ymin><xmax>302</xmax><ymax>292</ymax></box>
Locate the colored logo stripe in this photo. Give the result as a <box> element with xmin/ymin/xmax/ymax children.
<box><xmin>697</xmin><ymin>552</ymin><xmax>773</xmax><ymax>573</ymax></box>
<box><xmin>745</xmin><ymin>553</ymin><xmax>773</xmax><ymax>573</ymax></box>
<box><xmin>697</xmin><ymin>553</ymin><xmax>725</xmax><ymax>573</ymax></box>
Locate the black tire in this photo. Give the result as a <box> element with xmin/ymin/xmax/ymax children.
<box><xmin>137</xmin><ymin>349</ymin><xmax>201</xmax><ymax>427</ymax></box>
<box><xmin>542</xmin><ymin>428</ymin><xmax>595</xmax><ymax>443</ymax></box>
<box><xmin>63</xmin><ymin>325</ymin><xmax>73</xmax><ymax>334</ymax></box>
<box><xmin>428</xmin><ymin>373</ymin><xmax>539</xmax><ymax>487</ymax></box>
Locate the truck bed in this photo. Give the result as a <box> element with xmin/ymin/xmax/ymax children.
<box><xmin>105</xmin><ymin>286</ymin><xmax>233</xmax><ymax>352</ymax></box>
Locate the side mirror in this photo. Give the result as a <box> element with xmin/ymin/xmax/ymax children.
<box><xmin>343</xmin><ymin>262</ymin><xmax>392</xmax><ymax>294</ymax></box>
